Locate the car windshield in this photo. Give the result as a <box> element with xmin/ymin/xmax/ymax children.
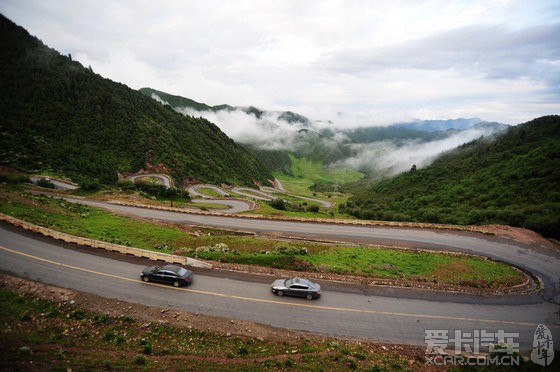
<box><xmin>176</xmin><ymin>267</ymin><xmax>187</xmax><ymax>276</ymax></box>
<box><xmin>285</xmin><ymin>279</ymin><xmax>293</xmax><ymax>286</ymax></box>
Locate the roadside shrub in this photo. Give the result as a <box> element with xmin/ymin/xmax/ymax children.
<box><xmin>102</xmin><ymin>359</ymin><xmax>113</xmax><ymax>369</ymax></box>
<box><xmin>69</xmin><ymin>309</ymin><xmax>85</xmax><ymax>320</ymax></box>
<box><xmin>310</xmin><ymin>181</ymin><xmax>334</xmax><ymax>192</ymax></box>
<box><xmin>0</xmin><ymin>173</ymin><xmax>30</xmax><ymax>184</ymax></box>
<box><xmin>346</xmin><ymin>358</ymin><xmax>358</xmax><ymax>369</ymax></box>
<box><xmin>523</xmin><ymin>206</ymin><xmax>560</xmax><ymax>239</ymax></box>
<box><xmin>143</xmin><ymin>342</ymin><xmax>153</xmax><ymax>355</ymax></box>
<box><xmin>133</xmin><ymin>354</ymin><xmax>147</xmax><ymax>365</ymax></box>
<box><xmin>19</xmin><ymin>346</ymin><xmax>32</xmax><ymax>358</ymax></box>
<box><xmin>268</xmin><ymin>198</ymin><xmax>307</xmax><ymax>212</ymax></box>
<box><xmin>119</xmin><ymin>179</ymin><xmax>190</xmax><ymax>201</ymax></box>
<box><xmin>19</xmin><ymin>312</ymin><xmax>32</xmax><ymax>321</ymax></box>
<box><xmin>307</xmin><ymin>205</ymin><xmax>320</xmax><ymax>213</ymax></box>
<box><xmin>79</xmin><ymin>179</ymin><xmax>100</xmax><ymax>191</ymax></box>
<box><xmin>104</xmin><ymin>330</ymin><xmax>116</xmax><ymax>342</ymax></box>
<box><xmin>44</xmin><ymin>305</ymin><xmax>59</xmax><ymax>318</ymax></box>
<box><xmin>354</xmin><ymin>352</ymin><xmax>366</xmax><ymax>360</ymax></box>
<box><xmin>114</xmin><ymin>335</ymin><xmax>126</xmax><ymax>345</ymax></box>
<box><xmin>194</xmin><ymin>243</ymin><xmax>238</xmax><ymax>255</ymax></box>
<box><xmin>36</xmin><ymin>178</ymin><xmax>55</xmax><ymax>188</ymax></box>
<box><xmin>284</xmin><ymin>357</ymin><xmax>295</xmax><ymax>368</ymax></box>
<box><xmin>117</xmin><ymin>180</ymin><xmax>135</xmax><ymax>190</ymax></box>
<box><xmin>237</xmin><ymin>344</ymin><xmax>249</xmax><ymax>355</ymax></box>
<box><xmin>268</xmin><ymin>198</ymin><xmax>287</xmax><ymax>210</ymax></box>
<box><xmin>93</xmin><ymin>314</ymin><xmax>108</xmax><ymax>324</ymax></box>
<box><xmin>275</xmin><ymin>246</ymin><xmax>308</xmax><ymax>256</ymax></box>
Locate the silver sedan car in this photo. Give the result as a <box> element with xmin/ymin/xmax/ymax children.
<box><xmin>271</xmin><ymin>277</ymin><xmax>321</xmax><ymax>300</ymax></box>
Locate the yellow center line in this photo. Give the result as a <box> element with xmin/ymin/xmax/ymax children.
<box><xmin>0</xmin><ymin>244</ymin><xmax>546</xmax><ymax>328</ymax></box>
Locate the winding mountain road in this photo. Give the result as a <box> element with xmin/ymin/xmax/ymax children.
<box><xmin>260</xmin><ymin>182</ymin><xmax>334</xmax><ymax>207</ymax></box>
<box><xmin>232</xmin><ymin>187</ymin><xmax>276</xmax><ymax>201</ymax></box>
<box><xmin>128</xmin><ymin>174</ymin><xmax>173</xmax><ymax>188</ymax></box>
<box><xmin>30</xmin><ymin>177</ymin><xmax>79</xmax><ymax>191</ymax></box>
<box><xmin>186</xmin><ymin>185</ymin><xmax>256</xmax><ymax>213</ymax></box>
<box><xmin>0</xmin><ymin>198</ymin><xmax>558</xmax><ymax>353</ymax></box>
<box><xmin>187</xmin><ymin>184</ymin><xmax>230</xmax><ymax>198</ymax></box>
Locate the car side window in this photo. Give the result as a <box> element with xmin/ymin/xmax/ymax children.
<box><xmin>290</xmin><ymin>285</ymin><xmax>308</xmax><ymax>290</ymax></box>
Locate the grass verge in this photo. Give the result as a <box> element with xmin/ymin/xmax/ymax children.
<box><xmin>0</xmin><ymin>187</ymin><xmax>524</xmax><ymax>289</ymax></box>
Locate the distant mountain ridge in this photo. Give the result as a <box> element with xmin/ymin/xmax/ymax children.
<box><xmin>140</xmin><ymin>87</ymin><xmax>508</xmax><ymax>142</ymax></box>
<box><xmin>140</xmin><ymin>87</ymin><xmax>236</xmax><ymax>113</ymax></box>
<box><xmin>140</xmin><ymin>87</ymin><xmax>509</xmax><ymax>176</ymax></box>
<box><xmin>0</xmin><ymin>15</ymin><xmax>271</xmax><ymax>186</ymax></box>
<box><xmin>393</xmin><ymin>118</ymin><xmax>483</xmax><ymax>132</ymax></box>
<box><xmin>140</xmin><ymin>87</ymin><xmax>312</xmax><ymax>126</ymax></box>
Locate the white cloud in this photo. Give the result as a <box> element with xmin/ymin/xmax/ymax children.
<box><xmin>1</xmin><ymin>0</ymin><xmax>559</xmax><ymax>124</ymax></box>
<box><xmin>178</xmin><ymin>107</ymin><xmax>307</xmax><ymax>150</ymax></box>
<box><xmin>335</xmin><ymin>126</ymin><xmax>501</xmax><ymax>176</ymax></box>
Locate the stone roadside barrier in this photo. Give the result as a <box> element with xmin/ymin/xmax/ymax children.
<box><xmin>0</xmin><ymin>213</ymin><xmax>212</xmax><ymax>269</ymax></box>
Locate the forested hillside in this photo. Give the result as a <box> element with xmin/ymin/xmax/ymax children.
<box><xmin>140</xmin><ymin>87</ymin><xmax>235</xmax><ymax>113</ymax></box>
<box><xmin>0</xmin><ymin>15</ymin><xmax>271</xmax><ymax>186</ymax></box>
<box><xmin>340</xmin><ymin>116</ymin><xmax>560</xmax><ymax>237</ymax></box>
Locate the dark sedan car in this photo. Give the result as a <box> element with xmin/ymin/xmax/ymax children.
<box><xmin>141</xmin><ymin>264</ymin><xmax>193</xmax><ymax>287</ymax></box>
<box><xmin>271</xmin><ymin>277</ymin><xmax>321</xmax><ymax>300</ymax></box>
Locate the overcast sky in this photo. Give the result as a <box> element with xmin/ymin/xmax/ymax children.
<box><xmin>2</xmin><ymin>0</ymin><xmax>559</xmax><ymax>126</ymax></box>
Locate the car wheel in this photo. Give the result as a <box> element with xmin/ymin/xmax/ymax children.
<box><xmin>277</xmin><ymin>290</ymin><xmax>284</xmax><ymax>297</ymax></box>
<box><xmin>306</xmin><ymin>294</ymin><xmax>313</xmax><ymax>300</ymax></box>
<box><xmin>173</xmin><ymin>281</ymin><xmax>180</xmax><ymax>287</ymax></box>
<box><xmin>142</xmin><ymin>276</ymin><xmax>149</xmax><ymax>282</ymax></box>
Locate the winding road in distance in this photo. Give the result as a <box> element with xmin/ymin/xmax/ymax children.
<box><xmin>1</xmin><ymin>197</ymin><xmax>558</xmax><ymax>352</ymax></box>
<box><xmin>127</xmin><ymin>173</ymin><xmax>173</xmax><ymax>188</ymax></box>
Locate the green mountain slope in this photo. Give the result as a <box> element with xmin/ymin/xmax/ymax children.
<box><xmin>139</xmin><ymin>87</ymin><xmax>235</xmax><ymax>113</ymax></box>
<box><xmin>340</xmin><ymin>116</ymin><xmax>560</xmax><ymax>237</ymax></box>
<box><xmin>0</xmin><ymin>15</ymin><xmax>271</xmax><ymax>186</ymax></box>
<box><xmin>140</xmin><ymin>87</ymin><xmax>312</xmax><ymax>125</ymax></box>
<box><xmin>341</xmin><ymin>126</ymin><xmax>454</xmax><ymax>144</ymax></box>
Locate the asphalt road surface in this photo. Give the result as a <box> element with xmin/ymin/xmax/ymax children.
<box><xmin>232</xmin><ymin>187</ymin><xmax>276</xmax><ymax>201</ymax></box>
<box><xmin>187</xmin><ymin>184</ymin><xmax>230</xmax><ymax>198</ymax></box>
<box><xmin>189</xmin><ymin>198</ymin><xmax>255</xmax><ymax>214</ymax></box>
<box><xmin>30</xmin><ymin>177</ymin><xmax>78</xmax><ymax>191</ymax></box>
<box><xmin>1</xmin><ymin>198</ymin><xmax>558</xmax><ymax>353</ymax></box>
<box><xmin>128</xmin><ymin>174</ymin><xmax>173</xmax><ymax>188</ymax></box>
<box><xmin>186</xmin><ymin>185</ymin><xmax>255</xmax><ymax>213</ymax></box>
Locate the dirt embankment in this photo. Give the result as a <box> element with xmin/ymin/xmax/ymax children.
<box><xmin>1</xmin><ymin>273</ymin><xmax>430</xmax><ymax>369</ymax></box>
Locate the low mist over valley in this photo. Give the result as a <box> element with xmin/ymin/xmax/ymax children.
<box><xmin>143</xmin><ymin>88</ymin><xmax>509</xmax><ymax>177</ymax></box>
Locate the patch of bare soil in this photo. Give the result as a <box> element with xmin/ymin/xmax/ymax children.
<box><xmin>482</xmin><ymin>224</ymin><xmax>560</xmax><ymax>255</ymax></box>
